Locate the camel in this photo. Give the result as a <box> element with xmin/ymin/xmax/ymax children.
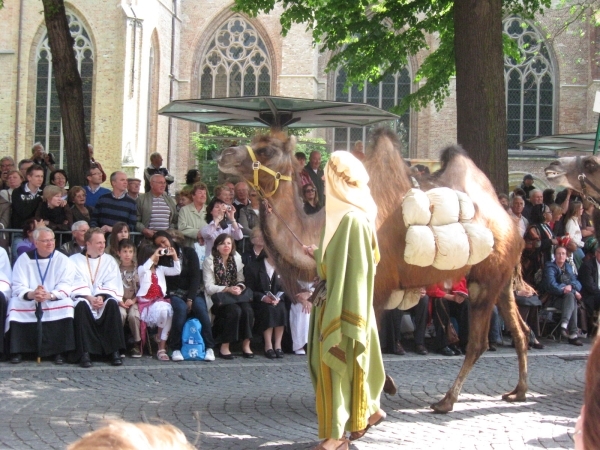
<box><xmin>218</xmin><ymin>128</ymin><xmax>528</xmax><ymax>413</ymax></box>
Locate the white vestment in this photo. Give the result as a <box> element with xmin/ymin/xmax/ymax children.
<box><xmin>0</xmin><ymin>247</ymin><xmax>12</xmax><ymax>299</ymax></box>
<box><xmin>70</xmin><ymin>252</ymin><xmax>124</xmax><ymax>319</ymax></box>
<box><xmin>6</xmin><ymin>250</ymin><xmax>74</xmax><ymax>330</ymax></box>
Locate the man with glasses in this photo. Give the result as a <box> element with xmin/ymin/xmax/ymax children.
<box><xmin>136</xmin><ymin>174</ymin><xmax>178</xmax><ymax>239</ymax></box>
<box><xmin>0</xmin><ymin>157</ymin><xmax>15</xmax><ymax>189</ymax></box>
<box><xmin>232</xmin><ymin>181</ymin><xmax>250</xmax><ymax>219</ymax></box>
<box><xmin>59</xmin><ymin>221</ymin><xmax>90</xmax><ymax>257</ymax></box>
<box><xmin>84</xmin><ymin>167</ymin><xmax>110</xmax><ymax>208</ymax></box>
<box><xmin>7</xmin><ymin>227</ymin><xmax>75</xmax><ymax>364</ymax></box>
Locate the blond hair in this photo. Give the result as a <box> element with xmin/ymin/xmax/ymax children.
<box><xmin>42</xmin><ymin>184</ymin><xmax>63</xmax><ymax>202</ymax></box>
<box><xmin>67</xmin><ymin>421</ymin><xmax>195</xmax><ymax>450</ymax></box>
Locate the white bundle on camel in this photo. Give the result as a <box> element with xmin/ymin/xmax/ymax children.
<box><xmin>402</xmin><ymin>187</ymin><xmax>494</xmax><ymax>269</ymax></box>
<box><xmin>384</xmin><ymin>288</ymin><xmax>423</xmax><ymax>311</ymax></box>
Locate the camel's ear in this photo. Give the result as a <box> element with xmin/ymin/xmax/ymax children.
<box><xmin>283</xmin><ymin>135</ymin><xmax>296</xmax><ymax>154</ymax></box>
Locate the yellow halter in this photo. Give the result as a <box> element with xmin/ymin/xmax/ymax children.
<box><xmin>245</xmin><ymin>145</ymin><xmax>292</xmax><ymax>198</ymax></box>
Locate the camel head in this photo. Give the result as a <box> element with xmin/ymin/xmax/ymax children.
<box><xmin>545</xmin><ymin>155</ymin><xmax>600</xmax><ymax>196</ymax></box>
<box><xmin>218</xmin><ymin>132</ymin><xmax>297</xmax><ymax>195</ymax></box>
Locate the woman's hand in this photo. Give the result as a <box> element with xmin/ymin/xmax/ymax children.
<box><xmin>225</xmin><ymin>206</ymin><xmax>235</xmax><ymax>222</ymax></box>
<box><xmin>227</xmin><ymin>286</ymin><xmax>242</xmax><ymax>296</ymax></box>
<box><xmin>167</xmin><ymin>247</ymin><xmax>179</xmax><ymax>261</ymax></box>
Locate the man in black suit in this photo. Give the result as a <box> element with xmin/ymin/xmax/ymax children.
<box><xmin>578</xmin><ymin>246</ymin><xmax>600</xmax><ymax>317</ymax></box>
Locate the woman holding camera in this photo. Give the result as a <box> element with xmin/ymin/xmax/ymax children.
<box><xmin>136</xmin><ymin>243</ymin><xmax>181</xmax><ymax>361</ymax></box>
<box><xmin>203</xmin><ymin>233</ymin><xmax>254</xmax><ymax>359</ymax></box>
<box><xmin>201</xmin><ymin>198</ymin><xmax>243</xmax><ymax>254</ymax></box>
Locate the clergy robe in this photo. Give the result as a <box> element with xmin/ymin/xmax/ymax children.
<box><xmin>69</xmin><ymin>252</ymin><xmax>125</xmax><ymax>362</ymax></box>
<box><xmin>308</xmin><ymin>212</ymin><xmax>385</xmax><ymax>439</ymax></box>
<box><xmin>0</xmin><ymin>247</ymin><xmax>11</xmax><ymax>355</ymax></box>
<box><xmin>7</xmin><ymin>250</ymin><xmax>75</xmax><ymax>357</ymax></box>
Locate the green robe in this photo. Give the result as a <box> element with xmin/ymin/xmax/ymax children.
<box><xmin>308</xmin><ymin>211</ymin><xmax>385</xmax><ymax>439</ymax></box>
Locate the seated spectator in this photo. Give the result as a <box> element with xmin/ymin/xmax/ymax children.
<box><xmin>233</xmin><ymin>181</ymin><xmax>250</xmax><ymax>219</ymax></box>
<box><xmin>542</xmin><ymin>245</ymin><xmax>583</xmax><ymax>345</ymax></box>
<box><xmin>92</xmin><ymin>171</ymin><xmax>137</xmax><ymax>233</ymax></box>
<box><xmin>427</xmin><ymin>278</ymin><xmax>470</xmax><ymax>356</ymax></box>
<box><xmin>176</xmin><ymin>186</ymin><xmax>193</xmax><ymax>210</ymax></box>
<box><xmin>214</xmin><ymin>184</ymin><xmax>234</xmax><ymax>208</ymax></box>
<box><xmin>382</xmin><ymin>289</ymin><xmax>429</xmax><ymax>356</ymax></box>
<box><xmin>107</xmin><ymin>222</ymin><xmax>130</xmax><ymax>258</ymax></box>
<box><xmin>136</xmin><ymin>242</ymin><xmax>180</xmax><ymax>361</ymax></box>
<box><xmin>488</xmin><ymin>305</ymin><xmax>502</xmax><ymax>351</ymax></box>
<box><xmin>564</xmin><ymin>201</ymin><xmax>586</xmax><ymax>267</ymax></box>
<box><xmin>154</xmin><ymin>230</ymin><xmax>215</xmax><ymax>362</ymax></box>
<box><xmin>522</xmin><ymin>204</ymin><xmax>557</xmax><ymax>288</ymax></box>
<box><xmin>513</xmin><ymin>278</ymin><xmax>544</xmax><ymax>349</ymax></box>
<box><xmin>0</xmin><ymin>169</ymin><xmax>24</xmax><ymax>203</ymax></box>
<box><xmin>11</xmin><ymin>164</ymin><xmax>44</xmax><ymax>261</ymax></box>
<box><xmin>202</xmin><ymin>233</ymin><xmax>253</xmax><ymax>359</ymax></box>
<box><xmin>0</xmin><ymin>156</ymin><xmax>15</xmax><ymax>189</ymax></box>
<box><xmin>581</xmin><ymin>200</ymin><xmax>596</xmax><ymax>243</ymax></box>
<box><xmin>49</xmin><ymin>169</ymin><xmax>69</xmax><ymax>199</ymax></box>
<box><xmin>201</xmin><ymin>198</ymin><xmax>243</xmax><ymax>254</ymax></box>
<box><xmin>16</xmin><ymin>218</ymin><xmax>41</xmax><ymax>257</ymax></box>
<box><xmin>183</xmin><ymin>169</ymin><xmax>201</xmax><ymax>190</ymax></box>
<box><xmin>35</xmin><ymin>185</ymin><xmax>73</xmax><ymax>231</ymax></box>
<box><xmin>244</xmin><ymin>234</ymin><xmax>288</xmax><ymax>359</ymax></box>
<box><xmin>70</xmin><ymin>228</ymin><xmax>126</xmax><ymax>367</ymax></box>
<box><xmin>242</xmin><ymin>227</ymin><xmax>265</xmax><ymax>266</ymax></box>
<box><xmin>0</xmin><ymin>246</ymin><xmax>11</xmax><ymax>359</ymax></box>
<box><xmin>7</xmin><ymin>227</ymin><xmax>75</xmax><ymax>364</ymax></box>
<box><xmin>578</xmin><ymin>246</ymin><xmax>600</xmax><ymax>332</ymax></box>
<box><xmin>549</xmin><ymin>202</ymin><xmax>564</xmax><ymax>234</ymax></box>
<box><xmin>302</xmin><ymin>183</ymin><xmax>322</xmax><ymax>215</ymax></box>
<box><xmin>178</xmin><ymin>182</ymin><xmax>208</xmax><ymax>248</ymax></box>
<box><xmin>497</xmin><ymin>193</ymin><xmax>509</xmax><ymax>211</ymax></box>
<box><xmin>238</xmin><ymin>189</ymin><xmax>260</xmax><ymax>251</ymax></box>
<box><xmin>116</xmin><ymin>239</ymin><xmax>141</xmax><ymax>358</ymax></box>
<box><xmin>59</xmin><ymin>220</ymin><xmax>90</xmax><ymax>257</ymax></box>
<box><xmin>509</xmin><ymin>195</ymin><xmax>528</xmax><ymax>237</ymax></box>
<box><xmin>69</xmin><ymin>186</ymin><xmax>94</xmax><ymax>225</ymax></box>
<box><xmin>136</xmin><ymin>174</ymin><xmax>178</xmax><ymax>239</ymax></box>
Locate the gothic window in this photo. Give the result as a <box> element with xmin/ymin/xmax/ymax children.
<box><xmin>199</xmin><ymin>16</ymin><xmax>271</xmax><ymax>98</ymax></box>
<box><xmin>333</xmin><ymin>68</ymin><xmax>411</xmax><ymax>154</ymax></box>
<box><xmin>34</xmin><ymin>12</ymin><xmax>93</xmax><ymax>172</ymax></box>
<box><xmin>504</xmin><ymin>17</ymin><xmax>554</xmax><ymax>151</ymax></box>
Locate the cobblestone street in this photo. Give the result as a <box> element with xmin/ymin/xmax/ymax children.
<box><xmin>0</xmin><ymin>342</ymin><xmax>587</xmax><ymax>450</ymax></box>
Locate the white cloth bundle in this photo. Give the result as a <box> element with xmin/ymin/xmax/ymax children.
<box><xmin>384</xmin><ymin>288</ymin><xmax>422</xmax><ymax>311</ymax></box>
<box><xmin>455</xmin><ymin>190</ymin><xmax>475</xmax><ymax>222</ymax></box>
<box><xmin>405</xmin><ymin>225</ymin><xmax>436</xmax><ymax>267</ymax></box>
<box><xmin>431</xmin><ymin>223</ymin><xmax>470</xmax><ymax>270</ymax></box>
<box><xmin>402</xmin><ymin>188</ymin><xmax>431</xmax><ymax>227</ymax></box>
<box><xmin>462</xmin><ymin>223</ymin><xmax>494</xmax><ymax>265</ymax></box>
<box><xmin>427</xmin><ymin>187</ymin><xmax>460</xmax><ymax>226</ymax></box>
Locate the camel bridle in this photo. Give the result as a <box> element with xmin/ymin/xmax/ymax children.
<box><xmin>245</xmin><ymin>145</ymin><xmax>292</xmax><ymax>198</ymax></box>
<box><xmin>243</xmin><ymin>145</ymin><xmax>306</xmax><ymax>247</ymax></box>
<box><xmin>576</xmin><ymin>156</ymin><xmax>600</xmax><ymax>209</ymax></box>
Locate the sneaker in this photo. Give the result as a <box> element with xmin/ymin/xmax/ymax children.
<box><xmin>204</xmin><ymin>348</ymin><xmax>215</xmax><ymax>361</ymax></box>
<box><xmin>294</xmin><ymin>349</ymin><xmax>306</xmax><ymax>355</ymax></box>
<box><xmin>171</xmin><ymin>350</ymin><xmax>184</xmax><ymax>362</ymax></box>
<box><xmin>130</xmin><ymin>347</ymin><xmax>142</xmax><ymax>358</ymax></box>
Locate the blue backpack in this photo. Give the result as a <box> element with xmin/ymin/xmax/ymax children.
<box><xmin>181</xmin><ymin>318</ymin><xmax>206</xmax><ymax>361</ymax></box>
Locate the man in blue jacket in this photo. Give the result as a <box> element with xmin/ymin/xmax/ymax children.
<box><xmin>542</xmin><ymin>246</ymin><xmax>583</xmax><ymax>345</ymax></box>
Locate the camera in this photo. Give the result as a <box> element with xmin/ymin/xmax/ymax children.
<box><xmin>158</xmin><ymin>248</ymin><xmax>169</xmax><ymax>256</ymax></box>
<box><xmin>226</xmin><ymin>205</ymin><xmax>232</xmax><ymax>212</ymax></box>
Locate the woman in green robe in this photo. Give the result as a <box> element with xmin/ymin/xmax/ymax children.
<box><xmin>301</xmin><ymin>151</ymin><xmax>386</xmax><ymax>450</ymax></box>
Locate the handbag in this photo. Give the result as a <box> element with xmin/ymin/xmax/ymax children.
<box><xmin>435</xmin><ymin>300</ymin><xmax>460</xmax><ymax>345</ymax></box>
<box><xmin>211</xmin><ymin>287</ymin><xmax>253</xmax><ymax>308</ymax></box>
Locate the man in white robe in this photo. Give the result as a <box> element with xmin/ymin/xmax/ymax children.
<box><xmin>70</xmin><ymin>227</ymin><xmax>125</xmax><ymax>367</ymax></box>
<box><xmin>7</xmin><ymin>227</ymin><xmax>75</xmax><ymax>364</ymax></box>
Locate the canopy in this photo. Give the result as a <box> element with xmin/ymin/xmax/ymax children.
<box><xmin>519</xmin><ymin>132</ymin><xmax>597</xmax><ymax>152</ymax></box>
<box><xmin>158</xmin><ymin>96</ymin><xmax>400</xmax><ymax>129</ymax></box>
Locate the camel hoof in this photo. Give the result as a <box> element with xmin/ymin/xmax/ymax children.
<box><xmin>430</xmin><ymin>399</ymin><xmax>453</xmax><ymax>414</ymax></box>
<box><xmin>502</xmin><ymin>391</ymin><xmax>526</xmax><ymax>403</ymax></box>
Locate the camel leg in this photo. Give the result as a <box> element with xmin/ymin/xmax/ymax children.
<box><xmin>497</xmin><ymin>282</ymin><xmax>529</xmax><ymax>402</ymax></box>
<box><xmin>430</xmin><ymin>281</ymin><xmax>496</xmax><ymax>414</ymax></box>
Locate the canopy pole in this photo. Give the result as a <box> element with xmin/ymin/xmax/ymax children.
<box><xmin>594</xmin><ymin>115</ymin><xmax>600</xmax><ymax>156</ymax></box>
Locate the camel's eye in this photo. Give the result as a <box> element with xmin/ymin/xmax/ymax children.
<box><xmin>584</xmin><ymin>158</ymin><xmax>599</xmax><ymax>173</ymax></box>
<box><xmin>255</xmin><ymin>145</ymin><xmax>275</xmax><ymax>159</ymax></box>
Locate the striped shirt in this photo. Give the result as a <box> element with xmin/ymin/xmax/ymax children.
<box><xmin>148</xmin><ymin>195</ymin><xmax>171</xmax><ymax>230</ymax></box>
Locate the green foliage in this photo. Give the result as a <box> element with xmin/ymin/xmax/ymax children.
<box><xmin>191</xmin><ymin>125</ymin><xmax>313</xmax><ymax>193</ymax></box>
<box><xmin>233</xmin><ymin>0</ymin><xmax>555</xmax><ymax>112</ymax></box>
<box><xmin>294</xmin><ymin>137</ymin><xmax>329</xmax><ymax>165</ymax></box>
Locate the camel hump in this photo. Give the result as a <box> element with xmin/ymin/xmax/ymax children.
<box><xmin>439</xmin><ymin>145</ymin><xmax>468</xmax><ymax>169</ymax></box>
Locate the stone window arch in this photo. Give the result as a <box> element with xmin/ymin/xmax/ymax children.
<box><xmin>333</xmin><ymin>68</ymin><xmax>411</xmax><ymax>153</ymax></box>
<box><xmin>199</xmin><ymin>15</ymin><xmax>272</xmax><ymax>98</ymax></box>
<box><xmin>504</xmin><ymin>16</ymin><xmax>555</xmax><ymax>151</ymax></box>
<box><xmin>34</xmin><ymin>11</ymin><xmax>93</xmax><ymax>172</ymax></box>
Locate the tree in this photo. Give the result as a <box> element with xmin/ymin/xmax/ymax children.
<box><xmin>41</xmin><ymin>0</ymin><xmax>89</xmax><ymax>187</ymax></box>
<box><xmin>233</xmin><ymin>0</ymin><xmax>561</xmax><ymax>192</ymax></box>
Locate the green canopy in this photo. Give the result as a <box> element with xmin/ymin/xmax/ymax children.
<box><xmin>158</xmin><ymin>96</ymin><xmax>400</xmax><ymax>129</ymax></box>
